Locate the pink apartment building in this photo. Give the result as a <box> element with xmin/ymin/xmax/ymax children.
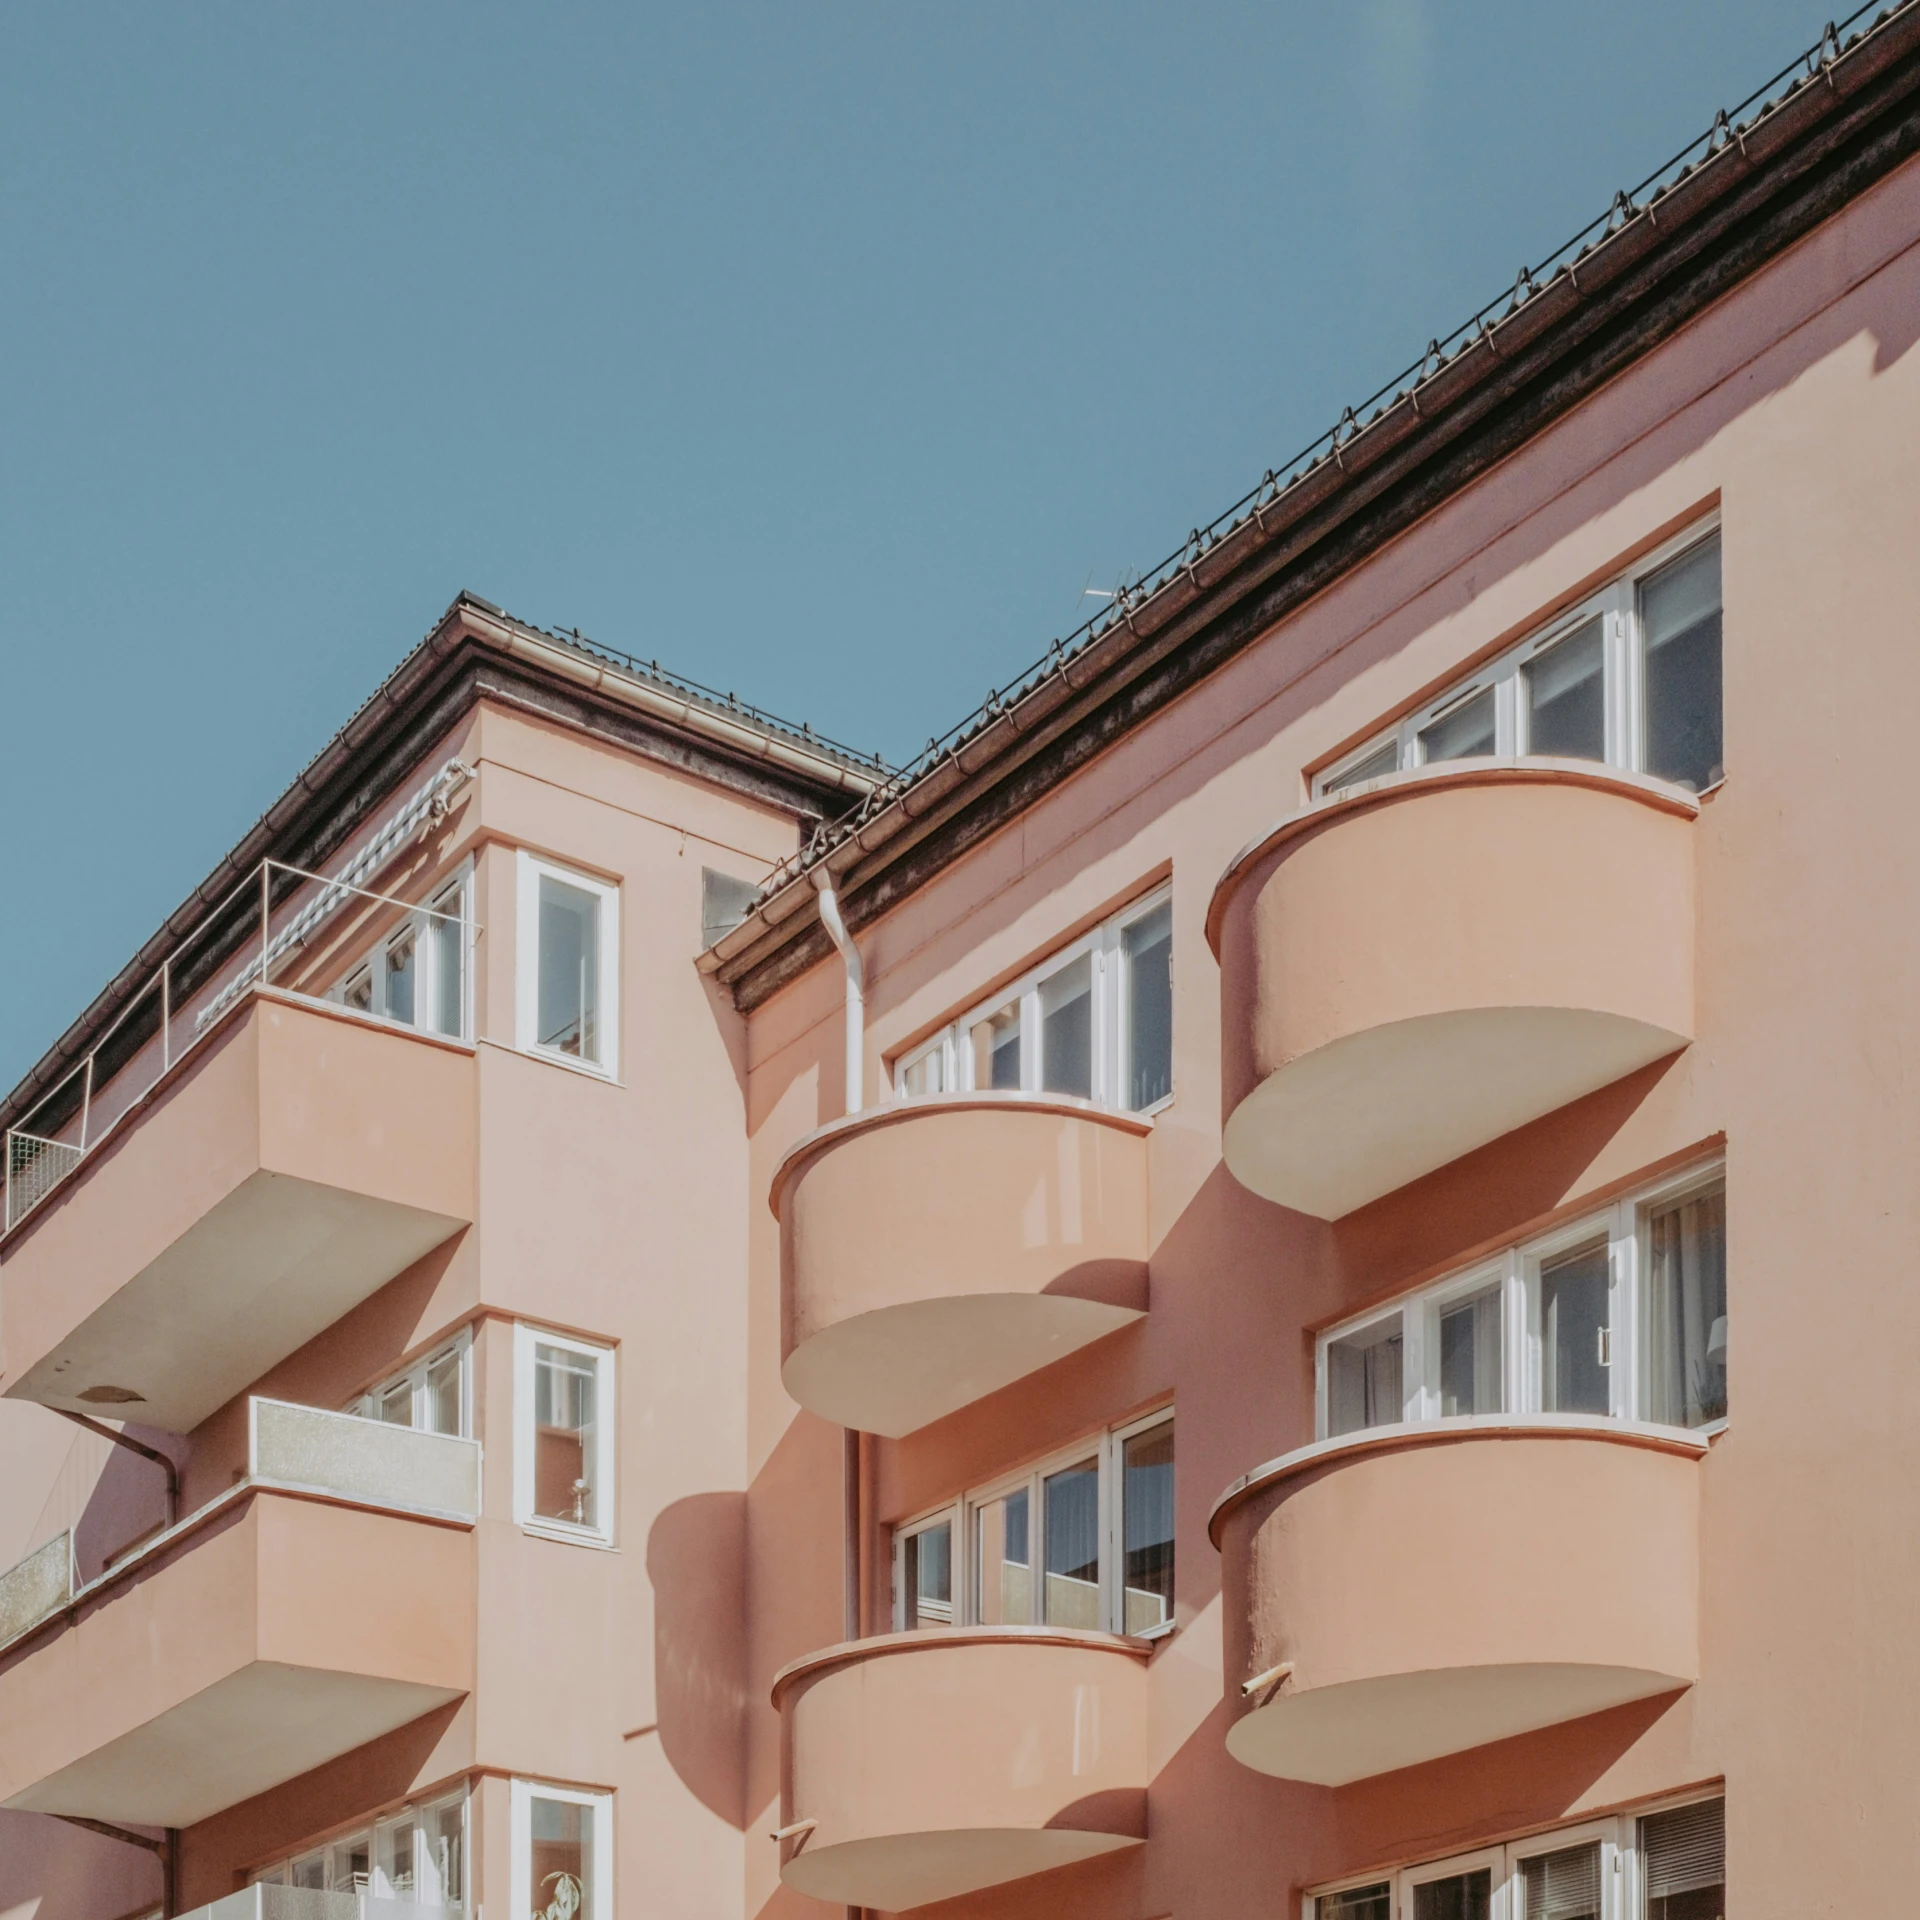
<box><xmin>8</xmin><ymin>9</ymin><xmax>1920</xmax><ymax>1917</ymax></box>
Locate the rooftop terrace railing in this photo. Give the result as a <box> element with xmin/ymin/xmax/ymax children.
<box><xmin>179</xmin><ymin>1883</ymin><xmax>466</xmax><ymax>1920</ymax></box>
<box><xmin>2</xmin><ymin>854</ymin><xmax>476</xmax><ymax>1234</ymax></box>
<box><xmin>0</xmin><ymin>1399</ymin><xmax>481</xmax><ymax>1657</ymax></box>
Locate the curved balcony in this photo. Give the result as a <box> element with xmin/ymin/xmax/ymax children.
<box><xmin>771</xmin><ymin>1095</ymin><xmax>1151</xmax><ymax>1436</ymax></box>
<box><xmin>771</xmin><ymin>1627</ymin><xmax>1151</xmax><ymax>1911</ymax></box>
<box><xmin>1209</xmin><ymin>1417</ymin><xmax>1703</xmax><ymax>1785</ymax></box>
<box><xmin>1207</xmin><ymin>762</ymin><xmax>1696</xmax><ymax>1218</ymax></box>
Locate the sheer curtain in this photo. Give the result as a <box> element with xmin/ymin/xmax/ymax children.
<box><xmin>1647</xmin><ymin>1187</ymin><xmax>1727</xmax><ymax>1427</ymax></box>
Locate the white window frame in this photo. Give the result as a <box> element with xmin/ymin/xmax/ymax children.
<box><xmin>328</xmin><ymin>862</ymin><xmax>474</xmax><ymax>1042</ymax></box>
<box><xmin>346</xmin><ymin>1330</ymin><xmax>473</xmax><ymax>1438</ymax></box>
<box><xmin>508</xmin><ymin>1779</ymin><xmax>614</xmax><ymax>1920</ymax></box>
<box><xmin>1303</xmin><ymin>1795</ymin><xmax>1723</xmax><ymax>1920</ymax></box>
<box><xmin>515</xmin><ymin>851</ymin><xmax>621</xmax><ymax>1077</ymax></box>
<box><xmin>1315</xmin><ymin>1161</ymin><xmax>1726</xmax><ymax>1441</ymax></box>
<box><xmin>893</xmin><ymin>885</ymin><xmax>1173</xmax><ymax>1114</ymax></box>
<box><xmin>1314</xmin><ymin>516</ymin><xmax>1722</xmax><ymax>798</ymax></box>
<box><xmin>892</xmin><ymin>1405</ymin><xmax>1175</xmax><ymax>1639</ymax></box>
<box><xmin>253</xmin><ymin>1787</ymin><xmax>470</xmax><ymax>1906</ymax></box>
<box><xmin>513</xmin><ymin>1324</ymin><xmax>617</xmax><ymax>1548</ymax></box>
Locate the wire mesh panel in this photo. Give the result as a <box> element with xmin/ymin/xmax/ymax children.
<box><xmin>4</xmin><ymin>1132</ymin><xmax>83</xmax><ymax>1230</ymax></box>
<box><xmin>0</xmin><ymin>1532</ymin><xmax>72</xmax><ymax>1646</ymax></box>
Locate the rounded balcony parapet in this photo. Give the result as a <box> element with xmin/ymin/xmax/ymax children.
<box><xmin>1206</xmin><ymin>1413</ymin><xmax>1711</xmax><ymax>1548</ymax></box>
<box><xmin>768</xmin><ymin>1091</ymin><xmax>1153</xmax><ymax>1218</ymax></box>
<box><xmin>1205</xmin><ymin>757</ymin><xmax>1700</xmax><ymax>957</ymax></box>
<box><xmin>771</xmin><ymin>1623</ymin><xmax>1155</xmax><ymax>1709</ymax></box>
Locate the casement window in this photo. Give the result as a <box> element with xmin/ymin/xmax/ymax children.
<box><xmin>894</xmin><ymin>1409</ymin><xmax>1175</xmax><ymax>1637</ymax></box>
<box><xmin>894</xmin><ymin>886</ymin><xmax>1173</xmax><ymax>1114</ymax></box>
<box><xmin>515</xmin><ymin>852</ymin><xmax>620</xmax><ymax>1074</ymax></box>
<box><xmin>252</xmin><ymin>1788</ymin><xmax>468</xmax><ymax>1911</ymax></box>
<box><xmin>1316</xmin><ymin>1165</ymin><xmax>1726</xmax><ymax>1441</ymax></box>
<box><xmin>329</xmin><ymin>868</ymin><xmax>472</xmax><ymax>1041</ymax></box>
<box><xmin>513</xmin><ymin>1326</ymin><xmax>616</xmax><ymax>1545</ymax></box>
<box><xmin>347</xmin><ymin>1332</ymin><xmax>471</xmax><ymax>1438</ymax></box>
<box><xmin>1316</xmin><ymin>525</ymin><xmax>1723</xmax><ymax>800</ymax></box>
<box><xmin>510</xmin><ymin>1779</ymin><xmax>613</xmax><ymax>1920</ymax></box>
<box><xmin>1308</xmin><ymin>1795</ymin><xmax>1723</xmax><ymax>1920</ymax></box>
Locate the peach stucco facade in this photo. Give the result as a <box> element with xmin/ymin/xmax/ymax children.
<box><xmin>10</xmin><ymin>21</ymin><xmax>1920</xmax><ymax>1920</ymax></box>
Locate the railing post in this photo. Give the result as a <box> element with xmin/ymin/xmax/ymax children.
<box><xmin>79</xmin><ymin>1056</ymin><xmax>94</xmax><ymax>1152</ymax></box>
<box><xmin>3</xmin><ymin>1132</ymin><xmax>11</xmax><ymax>1235</ymax></box>
<box><xmin>260</xmin><ymin>861</ymin><xmax>271</xmax><ymax>992</ymax></box>
<box><xmin>161</xmin><ymin>960</ymin><xmax>171</xmax><ymax>1071</ymax></box>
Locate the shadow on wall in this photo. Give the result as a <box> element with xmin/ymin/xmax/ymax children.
<box><xmin>645</xmin><ymin>1491</ymin><xmax>749</xmax><ymax>1829</ymax></box>
<box><xmin>0</xmin><ymin>1810</ymin><xmax>162</xmax><ymax>1920</ymax></box>
<box><xmin>73</xmin><ymin>1422</ymin><xmax>186</xmax><ymax>1585</ymax></box>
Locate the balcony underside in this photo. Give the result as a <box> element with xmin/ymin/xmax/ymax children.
<box><xmin>1222</xmin><ymin>1006</ymin><xmax>1687</xmax><ymax>1220</ymax></box>
<box><xmin>783</xmin><ymin>1828</ymin><xmax>1142</xmax><ymax>1912</ymax></box>
<box><xmin>6</xmin><ymin>1660</ymin><xmax>461</xmax><ymax>1828</ymax></box>
<box><xmin>8</xmin><ymin>1168</ymin><xmax>463</xmax><ymax>1431</ymax></box>
<box><xmin>781</xmin><ymin>1291</ymin><xmax>1145</xmax><ymax>1438</ymax></box>
<box><xmin>1225</xmin><ymin>1661</ymin><xmax>1690</xmax><ymax>1787</ymax></box>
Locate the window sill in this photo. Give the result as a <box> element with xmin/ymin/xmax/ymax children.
<box><xmin>481</xmin><ymin>1036</ymin><xmax>624</xmax><ymax>1086</ymax></box>
<box><xmin>519</xmin><ymin>1520</ymin><xmax>619</xmax><ymax>1552</ymax></box>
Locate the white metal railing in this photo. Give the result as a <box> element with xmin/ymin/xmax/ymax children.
<box><xmin>179</xmin><ymin>1884</ymin><xmax>464</xmax><ymax>1920</ymax></box>
<box><xmin>250</xmin><ymin>1397</ymin><xmax>482</xmax><ymax>1523</ymax></box>
<box><xmin>3</xmin><ymin>828</ymin><xmax>475</xmax><ymax>1235</ymax></box>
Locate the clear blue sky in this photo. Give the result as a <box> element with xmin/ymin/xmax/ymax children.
<box><xmin>0</xmin><ymin>2</ymin><xmax>1833</xmax><ymax>1085</ymax></box>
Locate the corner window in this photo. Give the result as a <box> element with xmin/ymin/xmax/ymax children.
<box><xmin>515</xmin><ymin>853</ymin><xmax>620</xmax><ymax>1074</ymax></box>
<box><xmin>510</xmin><ymin>1780</ymin><xmax>612</xmax><ymax>1920</ymax></box>
<box><xmin>1309</xmin><ymin>1797</ymin><xmax>1722</xmax><ymax>1920</ymax></box>
<box><xmin>513</xmin><ymin>1326</ymin><xmax>616</xmax><ymax>1545</ymax></box>
<box><xmin>1316</xmin><ymin>1165</ymin><xmax>1726</xmax><ymax>1440</ymax></box>
<box><xmin>348</xmin><ymin>1333</ymin><xmax>471</xmax><ymax>1437</ymax></box>
<box><xmin>896</xmin><ymin>1408</ymin><xmax>1174</xmax><ymax>1637</ymax></box>
<box><xmin>1315</xmin><ymin>524</ymin><xmax>1723</xmax><ymax>798</ymax></box>
<box><xmin>894</xmin><ymin>886</ymin><xmax>1173</xmax><ymax>1115</ymax></box>
<box><xmin>327</xmin><ymin>870</ymin><xmax>471</xmax><ymax>1041</ymax></box>
<box><xmin>253</xmin><ymin>1789</ymin><xmax>468</xmax><ymax>1912</ymax></box>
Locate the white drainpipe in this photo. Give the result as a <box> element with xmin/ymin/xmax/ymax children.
<box><xmin>812</xmin><ymin>870</ymin><xmax>865</xmax><ymax>1115</ymax></box>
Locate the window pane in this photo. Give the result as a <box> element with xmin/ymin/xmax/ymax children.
<box><xmin>416</xmin><ymin>1798</ymin><xmax>465</xmax><ymax>1911</ymax></box>
<box><xmin>376</xmin><ymin>1378</ymin><xmax>415</xmax><ymax>1427</ymax></box>
<box><xmin>1414</xmin><ymin>1870</ymin><xmax>1492</xmax><ymax>1920</ymax></box>
<box><xmin>1039</xmin><ymin>954</ymin><xmax>1093</xmax><ymax>1099</ymax></box>
<box><xmin>1327</xmin><ymin>1319</ymin><xmax>1404</xmax><ymax>1436</ymax></box>
<box><xmin>1520</xmin><ymin>1840</ymin><xmax>1601</xmax><ymax>1920</ymax></box>
<box><xmin>972</xmin><ymin>1002</ymin><xmax>1021</xmax><ymax>1090</ymax></box>
<box><xmin>1646</xmin><ymin>1184</ymin><xmax>1727</xmax><ymax>1428</ymax></box>
<box><xmin>1642</xmin><ymin>1797</ymin><xmax>1725</xmax><ymax>1920</ymax></box>
<box><xmin>1524</xmin><ymin>618</ymin><xmax>1605</xmax><ymax>760</ymax></box>
<box><xmin>330</xmin><ymin>1833</ymin><xmax>372</xmax><ymax>1895</ymax></box>
<box><xmin>1642</xmin><ymin>536</ymin><xmax>1723</xmax><ymax>791</ymax></box>
<box><xmin>529</xmin><ymin>1797</ymin><xmax>593</xmax><ymax>1920</ymax></box>
<box><xmin>1042</xmin><ymin>1457</ymin><xmax>1100</xmax><ymax>1627</ymax></box>
<box><xmin>903</xmin><ymin>1046</ymin><xmax>946</xmax><ymax>1097</ymax></box>
<box><xmin>1541</xmin><ymin>1243</ymin><xmax>1610</xmax><ymax>1415</ymax></box>
<box><xmin>343</xmin><ymin>967</ymin><xmax>374</xmax><ymax>1014</ymax></box>
<box><xmin>1317</xmin><ymin>1885</ymin><xmax>1391</xmax><ymax>1920</ymax></box>
<box><xmin>291</xmin><ymin>1853</ymin><xmax>326</xmax><ymax>1892</ymax></box>
<box><xmin>429</xmin><ymin>894</ymin><xmax>465</xmax><ymax>1039</ymax></box>
<box><xmin>427</xmin><ymin>1346</ymin><xmax>464</xmax><ymax>1437</ymax></box>
<box><xmin>375</xmin><ymin>1816</ymin><xmax>414</xmax><ymax>1900</ymax></box>
<box><xmin>1122</xmin><ymin>1420</ymin><xmax>1175</xmax><ymax>1634</ymax></box>
<box><xmin>973</xmin><ymin>1488</ymin><xmax>1032</xmax><ymax>1625</ymax></box>
<box><xmin>1418</xmin><ymin>685</ymin><xmax>1496</xmax><ymax>763</ymax></box>
<box><xmin>1327</xmin><ymin>740</ymin><xmax>1399</xmax><ymax>794</ymax></box>
<box><xmin>537</xmin><ymin>876</ymin><xmax>601</xmax><ymax>1061</ymax></box>
<box><xmin>903</xmin><ymin>1521</ymin><xmax>951</xmax><ymax>1626</ymax></box>
<box><xmin>533</xmin><ymin>1344</ymin><xmax>598</xmax><ymax>1528</ymax></box>
<box><xmin>1439</xmin><ymin>1286</ymin><xmax>1504</xmax><ymax>1417</ymax></box>
<box><xmin>1123</xmin><ymin>905</ymin><xmax>1173</xmax><ymax>1111</ymax></box>
<box><xmin>386</xmin><ymin>930</ymin><xmax>417</xmax><ymax>1026</ymax></box>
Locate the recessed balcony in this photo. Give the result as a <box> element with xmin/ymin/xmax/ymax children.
<box><xmin>771</xmin><ymin>1626</ymin><xmax>1151</xmax><ymax>1911</ymax></box>
<box><xmin>771</xmin><ymin>1095</ymin><xmax>1151</xmax><ymax>1437</ymax></box>
<box><xmin>0</xmin><ymin>1399</ymin><xmax>478</xmax><ymax>1827</ymax></box>
<box><xmin>1209</xmin><ymin>1417</ymin><xmax>1702</xmax><ymax>1785</ymax></box>
<box><xmin>0</xmin><ymin>994</ymin><xmax>474</xmax><ymax>1432</ymax></box>
<box><xmin>1207</xmin><ymin>762</ymin><xmax>1697</xmax><ymax>1219</ymax></box>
